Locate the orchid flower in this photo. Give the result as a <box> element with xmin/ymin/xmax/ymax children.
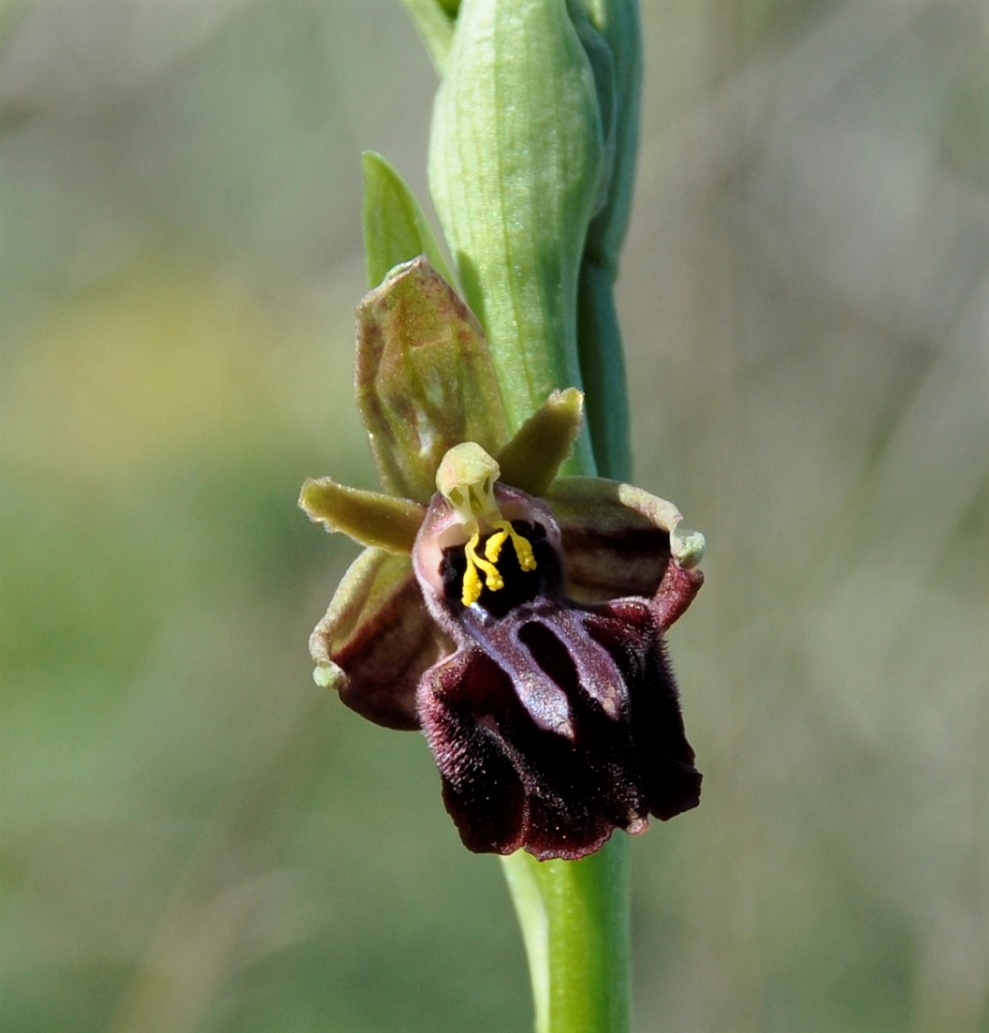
<box><xmin>301</xmin><ymin>257</ymin><xmax>704</xmax><ymax>861</ymax></box>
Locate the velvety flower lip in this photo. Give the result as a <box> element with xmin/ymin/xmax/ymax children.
<box><xmin>406</xmin><ymin>455</ymin><xmax>702</xmax><ymax>860</ymax></box>
<box><xmin>300</xmin><ymin>257</ymin><xmax>705</xmax><ymax>860</ymax></box>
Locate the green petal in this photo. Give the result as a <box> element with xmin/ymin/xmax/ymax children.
<box><xmin>299</xmin><ymin>478</ymin><xmax>424</xmax><ymax>552</ymax></box>
<box><xmin>546</xmin><ymin>477</ymin><xmax>705</xmax><ymax>602</ymax></box>
<box><xmin>361</xmin><ymin>151</ymin><xmax>452</xmax><ymax>288</ymax></box>
<box><xmin>309</xmin><ymin>548</ymin><xmax>446</xmax><ymax>730</ymax></box>
<box><xmin>497</xmin><ymin>387</ymin><xmax>584</xmax><ymax>496</ymax></box>
<box><xmin>356</xmin><ymin>256</ymin><xmax>510</xmax><ymax>502</ymax></box>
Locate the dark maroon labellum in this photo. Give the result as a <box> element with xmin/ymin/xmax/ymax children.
<box><xmin>413</xmin><ymin>488</ymin><xmax>701</xmax><ymax>861</ymax></box>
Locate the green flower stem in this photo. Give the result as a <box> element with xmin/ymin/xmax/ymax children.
<box><xmin>502</xmin><ymin>839</ymin><xmax>630</xmax><ymax>1033</ymax></box>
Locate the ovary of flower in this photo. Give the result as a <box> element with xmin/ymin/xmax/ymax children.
<box><xmin>436</xmin><ymin>442</ymin><xmax>539</xmax><ymax>607</ymax></box>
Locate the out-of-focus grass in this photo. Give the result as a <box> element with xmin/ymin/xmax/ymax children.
<box><xmin>1</xmin><ymin>3</ymin><xmax>987</xmax><ymax>1032</ymax></box>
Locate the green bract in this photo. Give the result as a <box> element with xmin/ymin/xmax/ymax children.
<box><xmin>429</xmin><ymin>0</ymin><xmax>604</xmax><ymax>467</ymax></box>
<box><xmin>374</xmin><ymin>2</ymin><xmax>643</xmax><ymax>480</ymax></box>
<box><xmin>412</xmin><ymin>0</ymin><xmax>639</xmax><ymax>481</ymax></box>
<box><xmin>361</xmin><ymin>152</ymin><xmax>452</xmax><ymax>288</ymax></box>
<box><xmin>572</xmin><ymin>0</ymin><xmax>642</xmax><ymax>481</ymax></box>
<box><xmin>401</xmin><ymin>0</ymin><xmax>456</xmax><ymax>72</ymax></box>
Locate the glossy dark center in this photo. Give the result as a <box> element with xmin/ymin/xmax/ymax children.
<box><xmin>440</xmin><ymin>521</ymin><xmax>562</xmax><ymax>618</ymax></box>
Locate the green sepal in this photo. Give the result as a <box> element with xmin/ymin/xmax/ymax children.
<box><xmin>309</xmin><ymin>548</ymin><xmax>444</xmax><ymax>731</ymax></box>
<box><xmin>299</xmin><ymin>477</ymin><xmax>424</xmax><ymax>552</ymax></box>
<box><xmin>401</xmin><ymin>0</ymin><xmax>456</xmax><ymax>73</ymax></box>
<box><xmin>356</xmin><ymin>256</ymin><xmax>510</xmax><ymax>503</ymax></box>
<box><xmin>361</xmin><ymin>151</ymin><xmax>452</xmax><ymax>288</ymax></box>
<box><xmin>546</xmin><ymin>476</ymin><xmax>705</xmax><ymax>602</ymax></box>
<box><xmin>497</xmin><ymin>387</ymin><xmax>584</xmax><ymax>497</ymax></box>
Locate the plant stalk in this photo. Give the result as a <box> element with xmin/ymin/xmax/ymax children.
<box><xmin>502</xmin><ymin>839</ymin><xmax>631</xmax><ymax>1033</ymax></box>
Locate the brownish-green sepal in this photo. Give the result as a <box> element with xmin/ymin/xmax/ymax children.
<box><xmin>362</xmin><ymin>152</ymin><xmax>452</xmax><ymax>288</ymax></box>
<box><xmin>299</xmin><ymin>478</ymin><xmax>424</xmax><ymax>552</ymax></box>
<box><xmin>356</xmin><ymin>256</ymin><xmax>510</xmax><ymax>503</ymax></box>
<box><xmin>309</xmin><ymin>548</ymin><xmax>448</xmax><ymax>730</ymax></box>
<box><xmin>546</xmin><ymin>477</ymin><xmax>706</xmax><ymax>603</ymax></box>
<box><xmin>497</xmin><ymin>387</ymin><xmax>584</xmax><ymax>496</ymax></box>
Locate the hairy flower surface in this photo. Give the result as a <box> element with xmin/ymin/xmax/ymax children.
<box><xmin>301</xmin><ymin>257</ymin><xmax>705</xmax><ymax>860</ymax></box>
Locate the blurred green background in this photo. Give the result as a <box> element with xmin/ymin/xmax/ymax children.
<box><xmin>2</xmin><ymin>2</ymin><xmax>987</xmax><ymax>1031</ymax></box>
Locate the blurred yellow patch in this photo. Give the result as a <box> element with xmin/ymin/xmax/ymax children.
<box><xmin>4</xmin><ymin>268</ymin><xmax>280</xmax><ymax>474</ymax></box>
